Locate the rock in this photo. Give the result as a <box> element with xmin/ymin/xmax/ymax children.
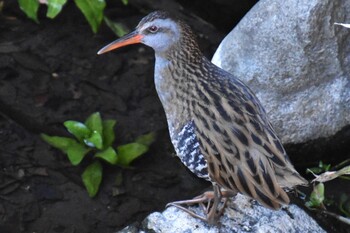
<box><xmin>119</xmin><ymin>194</ymin><xmax>326</xmax><ymax>233</ymax></box>
<box><xmin>212</xmin><ymin>0</ymin><xmax>350</xmax><ymax>144</ymax></box>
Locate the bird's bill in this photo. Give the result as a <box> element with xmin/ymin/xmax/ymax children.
<box><xmin>97</xmin><ymin>31</ymin><xmax>143</xmax><ymax>55</ymax></box>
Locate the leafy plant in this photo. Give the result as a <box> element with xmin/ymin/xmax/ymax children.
<box><xmin>41</xmin><ymin>112</ymin><xmax>155</xmax><ymax>197</ymax></box>
<box><xmin>305</xmin><ymin>182</ymin><xmax>325</xmax><ymax>209</ymax></box>
<box><xmin>306</xmin><ymin>160</ymin><xmax>331</xmax><ymax>175</ymax></box>
<box><xmin>305</xmin><ymin>159</ymin><xmax>350</xmax><ymax>225</ymax></box>
<box><xmin>17</xmin><ymin>0</ymin><xmax>128</xmax><ymax>35</ymax></box>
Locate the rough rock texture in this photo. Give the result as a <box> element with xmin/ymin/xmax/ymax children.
<box><xmin>212</xmin><ymin>0</ymin><xmax>350</xmax><ymax>144</ymax></box>
<box><xmin>119</xmin><ymin>194</ymin><xmax>326</xmax><ymax>233</ymax></box>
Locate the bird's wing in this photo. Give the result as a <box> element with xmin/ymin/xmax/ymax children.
<box><xmin>193</xmin><ymin>72</ymin><xmax>306</xmax><ymax>209</ymax></box>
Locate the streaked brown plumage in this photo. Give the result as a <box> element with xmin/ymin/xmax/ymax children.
<box><xmin>98</xmin><ymin>11</ymin><xmax>308</xmax><ymax>222</ymax></box>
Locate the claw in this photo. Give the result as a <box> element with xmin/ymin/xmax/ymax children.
<box><xmin>167</xmin><ymin>185</ymin><xmax>236</xmax><ymax>224</ymax></box>
<box><xmin>167</xmin><ymin>203</ymin><xmax>208</xmax><ymax>222</ymax></box>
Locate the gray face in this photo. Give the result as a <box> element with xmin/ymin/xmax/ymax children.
<box><xmin>137</xmin><ymin>19</ymin><xmax>180</xmax><ymax>53</ymax></box>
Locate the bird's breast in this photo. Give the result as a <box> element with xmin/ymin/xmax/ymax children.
<box><xmin>154</xmin><ymin>55</ymin><xmax>173</xmax><ymax>107</ymax></box>
<box><xmin>154</xmin><ymin>55</ymin><xmax>191</xmax><ymax>121</ymax></box>
<box><xmin>154</xmin><ymin>55</ymin><xmax>209</xmax><ymax>180</ymax></box>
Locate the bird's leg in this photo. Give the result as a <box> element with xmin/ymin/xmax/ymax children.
<box><xmin>206</xmin><ymin>184</ymin><xmax>223</xmax><ymax>224</ymax></box>
<box><xmin>206</xmin><ymin>184</ymin><xmax>233</xmax><ymax>224</ymax></box>
<box><xmin>166</xmin><ymin>185</ymin><xmax>235</xmax><ymax>224</ymax></box>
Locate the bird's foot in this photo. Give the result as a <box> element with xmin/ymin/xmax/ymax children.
<box><xmin>166</xmin><ymin>185</ymin><xmax>235</xmax><ymax>224</ymax></box>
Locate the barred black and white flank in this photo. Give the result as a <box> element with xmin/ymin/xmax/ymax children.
<box><xmin>98</xmin><ymin>11</ymin><xmax>308</xmax><ymax>222</ymax></box>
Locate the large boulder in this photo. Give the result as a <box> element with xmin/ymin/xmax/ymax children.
<box><xmin>119</xmin><ymin>194</ymin><xmax>326</xmax><ymax>233</ymax></box>
<box><xmin>212</xmin><ymin>0</ymin><xmax>350</xmax><ymax>144</ymax></box>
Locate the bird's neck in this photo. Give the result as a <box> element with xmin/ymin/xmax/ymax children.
<box><xmin>153</xmin><ymin>37</ymin><xmax>205</xmax><ymax>100</ymax></box>
<box><xmin>153</xmin><ymin>40</ymin><xmax>211</xmax><ymax>133</ymax></box>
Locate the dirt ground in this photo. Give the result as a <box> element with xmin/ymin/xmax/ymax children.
<box><xmin>0</xmin><ymin>1</ymin><xmax>349</xmax><ymax>233</ymax></box>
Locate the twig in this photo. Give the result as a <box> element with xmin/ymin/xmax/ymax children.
<box><xmin>321</xmin><ymin>210</ymin><xmax>350</xmax><ymax>225</ymax></box>
<box><xmin>334</xmin><ymin>23</ymin><xmax>350</xmax><ymax>28</ymax></box>
<box><xmin>308</xmin><ymin>165</ymin><xmax>350</xmax><ymax>183</ymax></box>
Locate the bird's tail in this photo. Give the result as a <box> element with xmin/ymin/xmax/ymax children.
<box><xmin>254</xmin><ymin>185</ymin><xmax>290</xmax><ymax>210</ymax></box>
<box><xmin>276</xmin><ymin>169</ymin><xmax>309</xmax><ymax>188</ymax></box>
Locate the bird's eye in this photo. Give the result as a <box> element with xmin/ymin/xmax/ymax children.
<box><xmin>148</xmin><ymin>25</ymin><xmax>158</xmax><ymax>33</ymax></box>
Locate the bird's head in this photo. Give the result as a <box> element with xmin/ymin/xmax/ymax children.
<box><xmin>98</xmin><ymin>11</ymin><xmax>184</xmax><ymax>55</ymax></box>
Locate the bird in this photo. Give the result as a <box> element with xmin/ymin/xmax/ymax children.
<box><xmin>97</xmin><ymin>10</ymin><xmax>308</xmax><ymax>224</ymax></box>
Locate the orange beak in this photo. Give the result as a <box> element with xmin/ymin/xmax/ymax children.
<box><xmin>97</xmin><ymin>31</ymin><xmax>144</xmax><ymax>55</ymax></box>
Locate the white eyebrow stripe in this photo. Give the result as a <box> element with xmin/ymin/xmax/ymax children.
<box><xmin>140</xmin><ymin>19</ymin><xmax>180</xmax><ymax>37</ymax></box>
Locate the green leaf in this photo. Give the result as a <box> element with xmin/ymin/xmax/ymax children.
<box><xmin>306</xmin><ymin>183</ymin><xmax>325</xmax><ymax>208</ymax></box>
<box><xmin>102</xmin><ymin>119</ymin><xmax>116</xmax><ymax>148</ymax></box>
<box><xmin>84</xmin><ymin>131</ymin><xmax>103</xmax><ymax>149</ymax></box>
<box><xmin>306</xmin><ymin>167</ymin><xmax>323</xmax><ymax>175</ymax></box>
<box><xmin>41</xmin><ymin>134</ymin><xmax>90</xmax><ymax>165</ymax></box>
<box><xmin>64</xmin><ymin>120</ymin><xmax>91</xmax><ymax>142</ymax></box>
<box><xmin>18</xmin><ymin>0</ymin><xmax>39</xmax><ymax>23</ymax></box>
<box><xmin>121</xmin><ymin>0</ymin><xmax>128</xmax><ymax>6</ymax></box>
<box><xmin>47</xmin><ymin>0</ymin><xmax>67</xmax><ymax>18</ymax></box>
<box><xmin>307</xmin><ymin>161</ymin><xmax>332</xmax><ymax>175</ymax></box>
<box><xmin>117</xmin><ymin>143</ymin><xmax>148</xmax><ymax>166</ymax></box>
<box><xmin>41</xmin><ymin>134</ymin><xmax>76</xmax><ymax>152</ymax></box>
<box><xmin>95</xmin><ymin>147</ymin><xmax>118</xmax><ymax>165</ymax></box>
<box><xmin>311</xmin><ymin>182</ymin><xmax>325</xmax><ymax>203</ymax></box>
<box><xmin>319</xmin><ymin>161</ymin><xmax>331</xmax><ymax>172</ymax></box>
<box><xmin>74</xmin><ymin>0</ymin><xmax>106</xmax><ymax>33</ymax></box>
<box><xmin>135</xmin><ymin>132</ymin><xmax>156</xmax><ymax>147</ymax></box>
<box><xmin>85</xmin><ymin>112</ymin><xmax>103</xmax><ymax>136</ymax></box>
<box><xmin>66</xmin><ymin>142</ymin><xmax>91</xmax><ymax>165</ymax></box>
<box><xmin>82</xmin><ymin>161</ymin><xmax>103</xmax><ymax>197</ymax></box>
<box><xmin>103</xmin><ymin>16</ymin><xmax>128</xmax><ymax>37</ymax></box>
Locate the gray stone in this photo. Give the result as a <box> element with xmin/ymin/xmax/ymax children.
<box><xmin>120</xmin><ymin>194</ymin><xmax>326</xmax><ymax>233</ymax></box>
<box><xmin>212</xmin><ymin>0</ymin><xmax>350</xmax><ymax>144</ymax></box>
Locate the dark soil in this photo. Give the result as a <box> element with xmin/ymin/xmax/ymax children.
<box><xmin>0</xmin><ymin>1</ymin><xmax>349</xmax><ymax>233</ymax></box>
